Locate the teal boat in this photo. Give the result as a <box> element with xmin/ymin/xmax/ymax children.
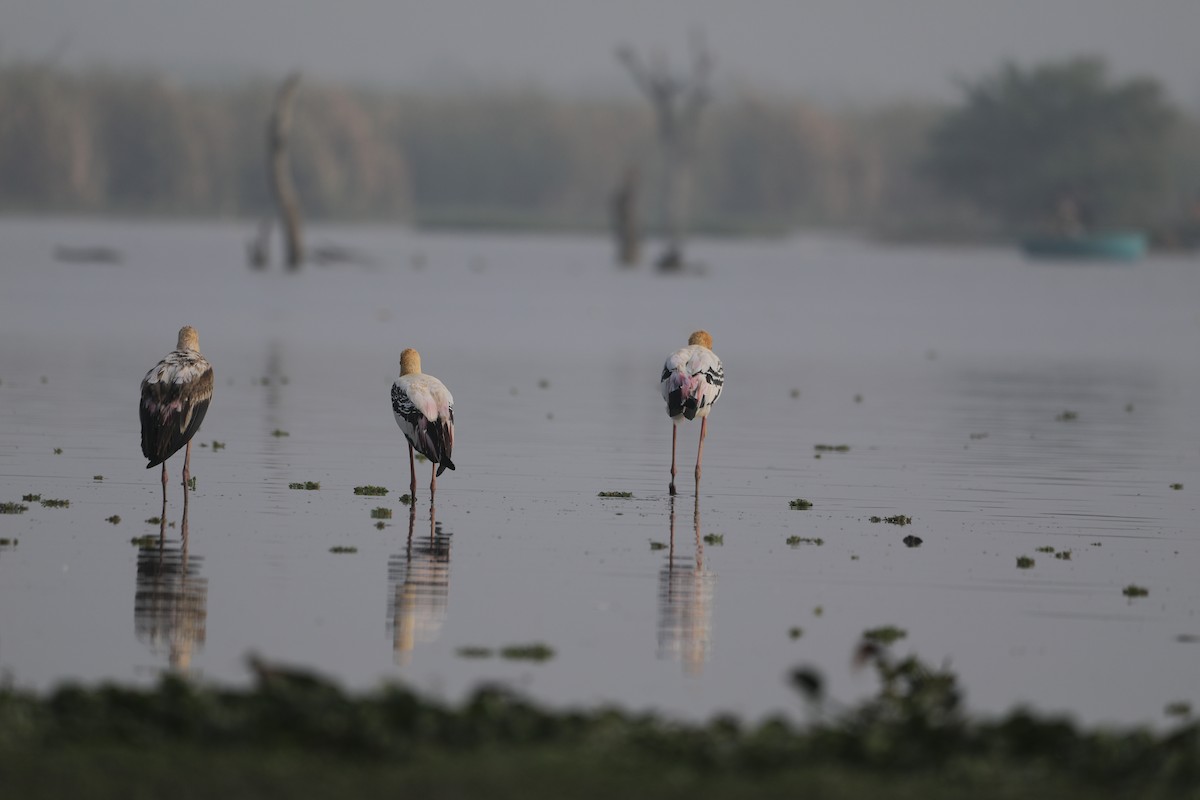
<box><xmin>1021</xmin><ymin>231</ymin><xmax>1147</xmax><ymax>261</ymax></box>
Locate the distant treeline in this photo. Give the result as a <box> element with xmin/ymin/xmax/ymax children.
<box><xmin>2</xmin><ymin>63</ymin><xmax>1198</xmax><ymax>237</ymax></box>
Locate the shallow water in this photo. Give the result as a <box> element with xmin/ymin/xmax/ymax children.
<box><xmin>0</xmin><ymin>218</ymin><xmax>1197</xmax><ymax>727</ymax></box>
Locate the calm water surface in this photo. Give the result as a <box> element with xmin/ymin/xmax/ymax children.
<box><xmin>0</xmin><ymin>219</ymin><xmax>1197</xmax><ymax>728</ymax></box>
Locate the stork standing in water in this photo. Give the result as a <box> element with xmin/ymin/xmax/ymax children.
<box><xmin>661</xmin><ymin>330</ymin><xmax>724</xmax><ymax>495</ymax></box>
<box><xmin>140</xmin><ymin>326</ymin><xmax>213</xmax><ymax>511</ymax></box>
<box><xmin>391</xmin><ymin>348</ymin><xmax>455</xmax><ymax>498</ymax></box>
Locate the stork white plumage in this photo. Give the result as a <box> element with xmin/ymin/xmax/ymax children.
<box><xmin>140</xmin><ymin>326</ymin><xmax>213</xmax><ymax>510</ymax></box>
<box><xmin>391</xmin><ymin>348</ymin><xmax>456</xmax><ymax>498</ymax></box>
<box><xmin>661</xmin><ymin>330</ymin><xmax>724</xmax><ymax>496</ymax></box>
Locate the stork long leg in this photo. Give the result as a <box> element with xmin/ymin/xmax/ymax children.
<box><xmin>430</xmin><ymin>461</ymin><xmax>437</xmax><ymax>500</ymax></box>
<box><xmin>669</xmin><ymin>424</ymin><xmax>678</xmax><ymax>496</ymax></box>
<box><xmin>161</xmin><ymin>461</ymin><xmax>169</xmax><ymax>511</ymax></box>
<box><xmin>408</xmin><ymin>441</ymin><xmax>417</xmax><ymax>498</ymax></box>
<box><xmin>695</xmin><ymin>417</ymin><xmax>708</xmax><ymax>489</ymax></box>
<box><xmin>182</xmin><ymin>439</ymin><xmax>193</xmax><ymax>510</ymax></box>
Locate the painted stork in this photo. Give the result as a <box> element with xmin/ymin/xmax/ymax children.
<box><xmin>661</xmin><ymin>330</ymin><xmax>724</xmax><ymax>495</ymax></box>
<box><xmin>140</xmin><ymin>326</ymin><xmax>213</xmax><ymax>509</ymax></box>
<box><xmin>391</xmin><ymin>348</ymin><xmax>455</xmax><ymax>498</ymax></box>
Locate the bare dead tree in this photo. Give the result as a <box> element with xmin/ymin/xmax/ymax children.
<box><xmin>617</xmin><ymin>33</ymin><xmax>713</xmax><ymax>271</ymax></box>
<box><xmin>610</xmin><ymin>165</ymin><xmax>641</xmax><ymax>267</ymax></box>
<box><xmin>268</xmin><ymin>73</ymin><xmax>304</xmax><ymax>270</ymax></box>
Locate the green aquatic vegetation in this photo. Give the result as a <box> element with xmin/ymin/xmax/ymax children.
<box><xmin>187</xmin><ymin>477</ymin><xmax>197</xmax><ymax>491</ymax></box>
<box><xmin>374</xmin><ymin>521</ymin><xmax>386</xmax><ymax>530</ymax></box>
<box><xmin>1164</xmin><ymin>701</ymin><xmax>1191</xmax><ymax>719</ymax></box>
<box><xmin>21</xmin><ymin>494</ymin><xmax>41</xmax><ymax>502</ymax></box>
<box><xmin>329</xmin><ymin>546</ymin><xmax>358</xmax><ymax>554</ymax></box>
<box><xmin>93</xmin><ymin>475</ymin><xmax>104</xmax><ymax>481</ymax></box>
<box><xmin>1056</xmin><ymin>410</ymin><xmax>1078</xmax><ymax>421</ymax></box>
<box><xmin>456</xmin><ymin>646</ymin><xmax>494</xmax><ymax>659</ymax></box>
<box><xmin>788</xmin><ymin>627</ymin><xmax>804</xmax><ymax>640</ymax></box>
<box><xmin>0</xmin><ymin>502</ymin><xmax>28</xmax><ymax>514</ymax></box>
<box><xmin>789</xmin><ymin>498</ymin><xmax>813</xmax><ymax>509</ymax></box>
<box><xmin>40</xmin><ymin>498</ymin><xmax>69</xmax><ymax>508</ymax></box>
<box><xmin>1036</xmin><ymin>546</ymin><xmax>1055</xmax><ymax>553</ymax></box>
<box><xmin>500</xmin><ymin>643</ymin><xmax>555</xmax><ymax>662</ymax></box>
<box><xmin>145</xmin><ymin>517</ymin><xmax>162</xmax><ymax>525</ymax></box>
<box><xmin>597</xmin><ymin>491</ymin><xmax>632</xmax><ymax>498</ymax></box>
<box><xmin>1170</xmin><ymin>483</ymin><xmax>1183</xmax><ymax>490</ymax></box>
<box><xmin>354</xmin><ymin>485</ymin><xmax>388</xmax><ymax>496</ymax></box>
<box><xmin>702</xmin><ymin>533</ymin><xmax>724</xmax><ymax>545</ymax></box>
<box><xmin>814</xmin><ymin>444</ymin><xmax>850</xmax><ymax>453</ymax></box>
<box><xmin>861</xmin><ymin>625</ymin><xmax>907</xmax><ymax>645</ymax></box>
<box><xmin>649</xmin><ymin>541</ymin><xmax>666</xmax><ymax>551</ymax></box>
<box><xmin>289</xmin><ymin>482</ymin><xmax>320</xmax><ymax>490</ymax></box>
<box><xmin>1016</xmin><ymin>556</ymin><xmax>1035</xmax><ymax>569</ymax></box>
<box><xmin>870</xmin><ymin>514</ymin><xmax>911</xmax><ymax>526</ymax></box>
<box><xmin>902</xmin><ymin>535</ymin><xmax>922</xmax><ymax>547</ymax></box>
<box><xmin>1123</xmin><ymin>584</ymin><xmax>1149</xmax><ymax>598</ymax></box>
<box><xmin>53</xmin><ymin>448</ymin><xmax>63</xmax><ymax>454</ymax></box>
<box><xmin>0</xmin><ymin>538</ymin><xmax>17</xmax><ymax>547</ymax></box>
<box><xmin>969</xmin><ymin>432</ymin><xmax>989</xmax><ymax>440</ymax></box>
<box><xmin>1055</xmin><ymin>550</ymin><xmax>1072</xmax><ymax>560</ymax></box>
<box><xmin>106</xmin><ymin>515</ymin><xmax>121</xmax><ymax>525</ymax></box>
<box><xmin>130</xmin><ymin>535</ymin><xmax>159</xmax><ymax>547</ymax></box>
<box><xmin>370</xmin><ymin>508</ymin><xmax>392</xmax><ymax>520</ymax></box>
<box><xmin>398</xmin><ymin>494</ymin><xmax>413</xmax><ymax>506</ymax></box>
<box><xmin>211</xmin><ymin>441</ymin><xmax>226</xmax><ymax>450</ymax></box>
<box><xmin>787</xmin><ymin>536</ymin><xmax>824</xmax><ymax>547</ymax></box>
<box><xmin>271</xmin><ymin>429</ymin><xmax>289</xmax><ymax>437</ymax></box>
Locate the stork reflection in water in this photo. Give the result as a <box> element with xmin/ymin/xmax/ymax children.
<box><xmin>657</xmin><ymin>495</ymin><xmax>715</xmax><ymax>675</ymax></box>
<box><xmin>387</xmin><ymin>501</ymin><xmax>452</xmax><ymax>665</ymax></box>
<box><xmin>133</xmin><ymin>507</ymin><xmax>208</xmax><ymax>673</ymax></box>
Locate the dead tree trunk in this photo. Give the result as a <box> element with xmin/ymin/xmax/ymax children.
<box><xmin>611</xmin><ymin>165</ymin><xmax>641</xmax><ymax>267</ymax></box>
<box><xmin>268</xmin><ymin>73</ymin><xmax>304</xmax><ymax>270</ymax></box>
<box><xmin>617</xmin><ymin>34</ymin><xmax>712</xmax><ymax>272</ymax></box>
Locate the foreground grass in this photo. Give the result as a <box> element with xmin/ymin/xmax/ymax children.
<box><xmin>0</xmin><ymin>645</ymin><xmax>1196</xmax><ymax>799</ymax></box>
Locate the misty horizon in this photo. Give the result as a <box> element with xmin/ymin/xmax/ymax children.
<box><xmin>5</xmin><ymin>0</ymin><xmax>1200</xmax><ymax>107</ymax></box>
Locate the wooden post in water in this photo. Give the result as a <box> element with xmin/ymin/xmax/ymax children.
<box><xmin>268</xmin><ymin>73</ymin><xmax>304</xmax><ymax>270</ymax></box>
<box><xmin>611</xmin><ymin>165</ymin><xmax>641</xmax><ymax>267</ymax></box>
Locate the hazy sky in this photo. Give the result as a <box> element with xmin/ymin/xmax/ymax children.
<box><xmin>6</xmin><ymin>0</ymin><xmax>1200</xmax><ymax>105</ymax></box>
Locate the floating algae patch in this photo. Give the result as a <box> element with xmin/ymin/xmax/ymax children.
<box><xmin>398</xmin><ymin>494</ymin><xmax>413</xmax><ymax>506</ymax></box>
<box><xmin>861</xmin><ymin>625</ymin><xmax>907</xmax><ymax>645</ymax></box>
<box><xmin>1055</xmin><ymin>550</ymin><xmax>1073</xmax><ymax>560</ymax></box>
<box><xmin>902</xmin><ymin>535</ymin><xmax>923</xmax><ymax>547</ymax></box>
<box><xmin>789</xmin><ymin>498</ymin><xmax>813</xmax><ymax>510</ymax></box>
<box><xmin>354</xmin><ymin>485</ymin><xmax>388</xmax><ymax>496</ymax></box>
<box><xmin>370</xmin><ymin>508</ymin><xmax>392</xmax><ymax>520</ymax></box>
<box><xmin>145</xmin><ymin>517</ymin><xmax>162</xmax><ymax>525</ymax></box>
<box><xmin>1016</xmin><ymin>556</ymin><xmax>1035</xmax><ymax>569</ymax></box>
<box><xmin>456</xmin><ymin>646</ymin><xmax>494</xmax><ymax>659</ymax></box>
<box><xmin>93</xmin><ymin>475</ymin><xmax>104</xmax><ymax>481</ymax></box>
<box><xmin>289</xmin><ymin>482</ymin><xmax>320</xmax><ymax>490</ymax></box>
<box><xmin>329</xmin><ymin>546</ymin><xmax>358</xmax><ymax>554</ymax></box>
<box><xmin>787</xmin><ymin>536</ymin><xmax>824</xmax><ymax>547</ymax></box>
<box><xmin>21</xmin><ymin>494</ymin><xmax>41</xmax><ymax>502</ymax></box>
<box><xmin>649</xmin><ymin>541</ymin><xmax>667</xmax><ymax>551</ymax></box>
<box><xmin>1056</xmin><ymin>410</ymin><xmax>1078</xmax><ymax>421</ymax></box>
<box><xmin>0</xmin><ymin>502</ymin><xmax>28</xmax><ymax>514</ymax></box>
<box><xmin>187</xmin><ymin>477</ymin><xmax>197</xmax><ymax>491</ymax></box>
<box><xmin>106</xmin><ymin>515</ymin><xmax>121</xmax><ymax>525</ymax></box>
<box><xmin>814</xmin><ymin>444</ymin><xmax>850</xmax><ymax>453</ymax></box>
<box><xmin>1170</xmin><ymin>483</ymin><xmax>1183</xmax><ymax>490</ymax></box>
<box><xmin>40</xmin><ymin>498</ymin><xmax>70</xmax><ymax>508</ymax></box>
<box><xmin>374</xmin><ymin>521</ymin><xmax>386</xmax><ymax>530</ymax></box>
<box><xmin>870</xmin><ymin>514</ymin><xmax>911</xmax><ymax>526</ymax></box>
<box><xmin>703</xmin><ymin>533</ymin><xmax>724</xmax><ymax>546</ymax></box>
<box><xmin>271</xmin><ymin>429</ymin><xmax>290</xmax><ymax>437</ymax></box>
<box><xmin>500</xmin><ymin>643</ymin><xmax>555</xmax><ymax>662</ymax></box>
<box><xmin>597</xmin><ymin>491</ymin><xmax>632</xmax><ymax>498</ymax></box>
<box><xmin>1123</xmin><ymin>584</ymin><xmax>1149</xmax><ymax>598</ymax></box>
<box><xmin>130</xmin><ymin>536</ymin><xmax>159</xmax><ymax>547</ymax></box>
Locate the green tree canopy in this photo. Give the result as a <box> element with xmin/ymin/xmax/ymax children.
<box><xmin>925</xmin><ymin>57</ymin><xmax>1177</xmax><ymax>231</ymax></box>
